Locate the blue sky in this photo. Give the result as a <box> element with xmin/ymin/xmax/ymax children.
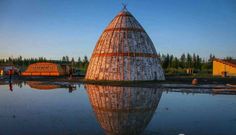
<box><xmin>0</xmin><ymin>0</ymin><xmax>235</xmax><ymax>60</ymax></box>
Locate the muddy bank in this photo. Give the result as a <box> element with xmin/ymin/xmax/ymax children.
<box><xmin>82</xmin><ymin>76</ymin><xmax>236</xmax><ymax>87</ymax></box>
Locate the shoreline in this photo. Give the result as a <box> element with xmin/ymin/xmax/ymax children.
<box><xmin>1</xmin><ymin>76</ymin><xmax>236</xmax><ymax>95</ymax></box>
<box><xmin>1</xmin><ymin>76</ymin><xmax>235</xmax><ymax>87</ymax></box>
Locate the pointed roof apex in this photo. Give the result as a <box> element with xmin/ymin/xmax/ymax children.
<box><xmin>122</xmin><ymin>3</ymin><xmax>128</xmax><ymax>11</ymax></box>
<box><xmin>118</xmin><ymin>3</ymin><xmax>131</xmax><ymax>16</ymax></box>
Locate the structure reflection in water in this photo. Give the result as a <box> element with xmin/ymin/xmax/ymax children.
<box><xmin>85</xmin><ymin>85</ymin><xmax>162</xmax><ymax>135</ymax></box>
<box><xmin>26</xmin><ymin>81</ymin><xmax>77</xmax><ymax>92</ymax></box>
<box><xmin>27</xmin><ymin>81</ymin><xmax>61</xmax><ymax>90</ymax></box>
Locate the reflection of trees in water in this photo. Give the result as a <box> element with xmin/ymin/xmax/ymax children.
<box><xmin>4</xmin><ymin>81</ymin><xmax>24</xmax><ymax>91</ymax></box>
<box><xmin>85</xmin><ymin>85</ymin><xmax>162</xmax><ymax>135</ymax></box>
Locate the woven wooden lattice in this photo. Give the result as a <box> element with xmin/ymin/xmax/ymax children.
<box><xmin>85</xmin><ymin>9</ymin><xmax>165</xmax><ymax>80</ymax></box>
<box><xmin>22</xmin><ymin>62</ymin><xmax>64</xmax><ymax>76</ymax></box>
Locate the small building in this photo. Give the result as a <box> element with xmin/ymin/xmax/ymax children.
<box><xmin>213</xmin><ymin>59</ymin><xmax>236</xmax><ymax>77</ymax></box>
<box><xmin>61</xmin><ymin>64</ymin><xmax>71</xmax><ymax>75</ymax></box>
<box><xmin>0</xmin><ymin>68</ymin><xmax>3</xmax><ymax>76</ymax></box>
<box><xmin>186</xmin><ymin>68</ymin><xmax>193</xmax><ymax>75</ymax></box>
<box><xmin>22</xmin><ymin>62</ymin><xmax>65</xmax><ymax>76</ymax></box>
<box><xmin>0</xmin><ymin>65</ymin><xmax>19</xmax><ymax>75</ymax></box>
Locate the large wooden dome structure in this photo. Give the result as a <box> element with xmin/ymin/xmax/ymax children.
<box><xmin>85</xmin><ymin>84</ymin><xmax>162</xmax><ymax>135</ymax></box>
<box><xmin>85</xmin><ymin>7</ymin><xmax>165</xmax><ymax>81</ymax></box>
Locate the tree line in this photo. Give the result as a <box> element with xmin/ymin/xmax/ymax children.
<box><xmin>160</xmin><ymin>53</ymin><xmax>216</xmax><ymax>70</ymax></box>
<box><xmin>159</xmin><ymin>53</ymin><xmax>217</xmax><ymax>75</ymax></box>
<box><xmin>160</xmin><ymin>53</ymin><xmax>234</xmax><ymax>75</ymax></box>
<box><xmin>0</xmin><ymin>54</ymin><xmax>233</xmax><ymax>74</ymax></box>
<box><xmin>0</xmin><ymin>56</ymin><xmax>89</xmax><ymax>71</ymax></box>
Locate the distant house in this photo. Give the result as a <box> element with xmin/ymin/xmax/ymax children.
<box><xmin>22</xmin><ymin>62</ymin><xmax>65</xmax><ymax>76</ymax></box>
<box><xmin>0</xmin><ymin>65</ymin><xmax>19</xmax><ymax>75</ymax></box>
<box><xmin>0</xmin><ymin>68</ymin><xmax>3</xmax><ymax>76</ymax></box>
<box><xmin>186</xmin><ymin>68</ymin><xmax>193</xmax><ymax>75</ymax></box>
<box><xmin>60</xmin><ymin>64</ymin><xmax>71</xmax><ymax>75</ymax></box>
<box><xmin>213</xmin><ymin>59</ymin><xmax>236</xmax><ymax>77</ymax></box>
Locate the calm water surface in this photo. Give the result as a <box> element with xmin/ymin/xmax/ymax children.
<box><xmin>0</xmin><ymin>82</ymin><xmax>236</xmax><ymax>135</ymax></box>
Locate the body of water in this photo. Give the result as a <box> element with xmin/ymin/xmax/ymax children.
<box><xmin>0</xmin><ymin>81</ymin><xmax>236</xmax><ymax>135</ymax></box>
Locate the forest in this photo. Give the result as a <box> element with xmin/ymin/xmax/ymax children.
<box><xmin>0</xmin><ymin>56</ymin><xmax>89</xmax><ymax>73</ymax></box>
<box><xmin>0</xmin><ymin>53</ymin><xmax>233</xmax><ymax>75</ymax></box>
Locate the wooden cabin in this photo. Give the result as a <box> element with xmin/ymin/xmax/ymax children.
<box><xmin>213</xmin><ymin>59</ymin><xmax>236</xmax><ymax>77</ymax></box>
<box><xmin>22</xmin><ymin>62</ymin><xmax>65</xmax><ymax>76</ymax></box>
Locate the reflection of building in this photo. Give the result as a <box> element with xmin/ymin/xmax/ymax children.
<box><xmin>86</xmin><ymin>85</ymin><xmax>162</xmax><ymax>135</ymax></box>
<box><xmin>85</xmin><ymin>7</ymin><xmax>165</xmax><ymax>81</ymax></box>
<box><xmin>27</xmin><ymin>81</ymin><xmax>61</xmax><ymax>90</ymax></box>
<box><xmin>26</xmin><ymin>81</ymin><xmax>77</xmax><ymax>93</ymax></box>
<box><xmin>213</xmin><ymin>59</ymin><xmax>236</xmax><ymax>77</ymax></box>
<box><xmin>22</xmin><ymin>62</ymin><xmax>65</xmax><ymax>76</ymax></box>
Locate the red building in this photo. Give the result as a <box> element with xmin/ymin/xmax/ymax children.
<box><xmin>22</xmin><ymin>62</ymin><xmax>65</xmax><ymax>76</ymax></box>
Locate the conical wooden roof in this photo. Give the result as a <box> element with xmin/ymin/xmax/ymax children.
<box><xmin>85</xmin><ymin>8</ymin><xmax>165</xmax><ymax>81</ymax></box>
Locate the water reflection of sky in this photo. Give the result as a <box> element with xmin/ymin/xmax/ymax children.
<box><xmin>0</xmin><ymin>83</ymin><xmax>236</xmax><ymax>135</ymax></box>
<box><xmin>148</xmin><ymin>92</ymin><xmax>236</xmax><ymax>135</ymax></box>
